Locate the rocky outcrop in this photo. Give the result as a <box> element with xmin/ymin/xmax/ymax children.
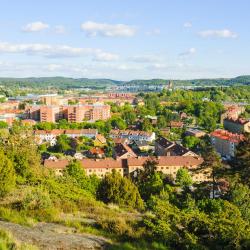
<box><xmin>0</xmin><ymin>221</ymin><xmax>109</xmax><ymax>249</ymax></box>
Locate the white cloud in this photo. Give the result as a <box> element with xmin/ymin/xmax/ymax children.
<box><xmin>179</xmin><ymin>47</ymin><xmax>196</xmax><ymax>57</ymax></box>
<box><xmin>149</xmin><ymin>63</ymin><xmax>169</xmax><ymax>70</ymax></box>
<box><xmin>184</xmin><ymin>22</ymin><xmax>192</xmax><ymax>28</ymax></box>
<box><xmin>22</xmin><ymin>21</ymin><xmax>49</xmax><ymax>32</ymax></box>
<box><xmin>94</xmin><ymin>51</ymin><xmax>119</xmax><ymax>61</ymax></box>
<box><xmin>199</xmin><ymin>29</ymin><xmax>238</xmax><ymax>38</ymax></box>
<box><xmin>81</xmin><ymin>21</ymin><xmax>136</xmax><ymax>37</ymax></box>
<box><xmin>0</xmin><ymin>41</ymin><xmax>119</xmax><ymax>61</ymax></box>
<box><xmin>146</xmin><ymin>28</ymin><xmax>161</xmax><ymax>36</ymax></box>
<box><xmin>129</xmin><ymin>55</ymin><xmax>162</xmax><ymax>63</ymax></box>
<box><xmin>47</xmin><ymin>64</ymin><xmax>62</xmax><ymax>71</ymax></box>
<box><xmin>54</xmin><ymin>25</ymin><xmax>66</xmax><ymax>34</ymax></box>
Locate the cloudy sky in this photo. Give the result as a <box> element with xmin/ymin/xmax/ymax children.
<box><xmin>0</xmin><ymin>0</ymin><xmax>249</xmax><ymax>80</ymax></box>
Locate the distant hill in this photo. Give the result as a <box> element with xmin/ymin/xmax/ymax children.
<box><xmin>126</xmin><ymin>75</ymin><xmax>250</xmax><ymax>86</ymax></box>
<box><xmin>0</xmin><ymin>75</ymin><xmax>249</xmax><ymax>89</ymax></box>
<box><xmin>0</xmin><ymin>77</ymin><xmax>121</xmax><ymax>89</ymax></box>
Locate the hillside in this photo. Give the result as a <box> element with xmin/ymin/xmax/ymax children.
<box><xmin>0</xmin><ymin>75</ymin><xmax>249</xmax><ymax>90</ymax></box>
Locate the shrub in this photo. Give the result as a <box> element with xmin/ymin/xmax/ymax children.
<box><xmin>22</xmin><ymin>187</ymin><xmax>52</xmax><ymax>211</ymax></box>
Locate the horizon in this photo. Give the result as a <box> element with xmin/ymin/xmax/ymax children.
<box><xmin>0</xmin><ymin>74</ymin><xmax>249</xmax><ymax>82</ymax></box>
<box><xmin>0</xmin><ymin>0</ymin><xmax>249</xmax><ymax>80</ymax></box>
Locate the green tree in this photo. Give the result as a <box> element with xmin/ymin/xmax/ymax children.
<box><xmin>228</xmin><ymin>182</ymin><xmax>250</xmax><ymax>221</ymax></box>
<box><xmin>0</xmin><ymin>150</ymin><xmax>16</xmax><ymax>197</ymax></box>
<box><xmin>182</xmin><ymin>136</ymin><xmax>201</xmax><ymax>150</ymax></box>
<box><xmin>98</xmin><ymin>170</ymin><xmax>144</xmax><ymax>209</ymax></box>
<box><xmin>109</xmin><ymin>116</ymin><xmax>127</xmax><ymax>130</ymax></box>
<box><xmin>175</xmin><ymin>168</ymin><xmax>193</xmax><ymax>188</ymax></box>
<box><xmin>141</xmin><ymin>118</ymin><xmax>153</xmax><ymax>132</ymax></box>
<box><xmin>0</xmin><ymin>121</ymin><xmax>8</xmax><ymax>129</ymax></box>
<box><xmin>54</xmin><ymin>134</ymin><xmax>71</xmax><ymax>153</ymax></box>
<box><xmin>64</xmin><ymin>160</ymin><xmax>100</xmax><ymax>195</ymax></box>
<box><xmin>5</xmin><ymin>124</ymin><xmax>42</xmax><ymax>182</ymax></box>
<box><xmin>134</xmin><ymin>160</ymin><xmax>165</xmax><ymax>201</ymax></box>
<box><xmin>234</xmin><ymin>133</ymin><xmax>250</xmax><ymax>186</ymax></box>
<box><xmin>197</xmin><ymin>144</ymin><xmax>222</xmax><ymax>198</ymax></box>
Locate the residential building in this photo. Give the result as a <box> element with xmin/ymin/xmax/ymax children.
<box><xmin>40</xmin><ymin>106</ymin><xmax>60</xmax><ymax>123</ymax></box>
<box><xmin>127</xmin><ymin>156</ymin><xmax>207</xmax><ymax>182</ymax></box>
<box><xmin>34</xmin><ymin>129</ymin><xmax>98</xmax><ymax>145</ymax></box>
<box><xmin>186</xmin><ymin>128</ymin><xmax>206</xmax><ymax>138</ymax></box>
<box><xmin>44</xmin><ymin>155</ymin><xmax>206</xmax><ymax>182</ymax></box>
<box><xmin>94</xmin><ymin>134</ymin><xmax>107</xmax><ymax>147</ymax></box>
<box><xmin>210</xmin><ymin>129</ymin><xmax>245</xmax><ymax>158</ymax></box>
<box><xmin>0</xmin><ymin>100</ymin><xmax>19</xmax><ymax>110</ymax></box>
<box><xmin>113</xmin><ymin>143</ymin><xmax>137</xmax><ymax>159</ymax></box>
<box><xmin>170</xmin><ymin>121</ymin><xmax>184</xmax><ymax>129</ymax></box>
<box><xmin>66</xmin><ymin>104</ymin><xmax>110</xmax><ymax>122</ymax></box>
<box><xmin>44</xmin><ymin>158</ymin><xmax>125</xmax><ymax>178</ymax></box>
<box><xmin>223</xmin><ymin>118</ymin><xmax>250</xmax><ymax>133</ymax></box>
<box><xmin>110</xmin><ymin>129</ymin><xmax>155</xmax><ymax>143</ymax></box>
<box><xmin>25</xmin><ymin>105</ymin><xmax>41</xmax><ymax>121</ymax></box>
<box><xmin>220</xmin><ymin>105</ymin><xmax>245</xmax><ymax>123</ymax></box>
<box><xmin>40</xmin><ymin>94</ymin><xmax>67</xmax><ymax>106</ymax></box>
<box><xmin>155</xmin><ymin>136</ymin><xmax>197</xmax><ymax>157</ymax></box>
<box><xmin>88</xmin><ymin>148</ymin><xmax>105</xmax><ymax>158</ymax></box>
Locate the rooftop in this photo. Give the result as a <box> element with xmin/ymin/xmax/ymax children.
<box><xmin>224</xmin><ymin>117</ymin><xmax>250</xmax><ymax>125</ymax></box>
<box><xmin>127</xmin><ymin>156</ymin><xmax>203</xmax><ymax>167</ymax></box>
<box><xmin>44</xmin><ymin>158</ymin><xmax>125</xmax><ymax>169</ymax></box>
<box><xmin>210</xmin><ymin>129</ymin><xmax>245</xmax><ymax>143</ymax></box>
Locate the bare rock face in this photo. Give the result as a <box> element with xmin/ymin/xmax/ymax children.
<box><xmin>0</xmin><ymin>221</ymin><xmax>109</xmax><ymax>249</ymax></box>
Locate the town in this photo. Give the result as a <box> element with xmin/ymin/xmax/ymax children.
<box><xmin>0</xmin><ymin>83</ymin><xmax>249</xmax><ymax>189</ymax></box>
<box><xmin>0</xmin><ymin>0</ymin><xmax>250</xmax><ymax>248</ymax></box>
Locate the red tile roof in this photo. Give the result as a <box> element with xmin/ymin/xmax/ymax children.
<box><xmin>34</xmin><ymin>129</ymin><xmax>98</xmax><ymax>136</ymax></box>
<box><xmin>44</xmin><ymin>158</ymin><xmax>124</xmax><ymax>169</ymax></box>
<box><xmin>127</xmin><ymin>156</ymin><xmax>203</xmax><ymax>168</ymax></box>
<box><xmin>170</xmin><ymin>121</ymin><xmax>184</xmax><ymax>128</ymax></box>
<box><xmin>210</xmin><ymin>129</ymin><xmax>245</xmax><ymax>143</ymax></box>
<box><xmin>224</xmin><ymin>117</ymin><xmax>250</xmax><ymax>125</ymax></box>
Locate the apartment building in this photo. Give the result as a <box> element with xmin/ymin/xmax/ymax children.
<box><xmin>66</xmin><ymin>104</ymin><xmax>110</xmax><ymax>123</ymax></box>
<box><xmin>25</xmin><ymin>103</ymin><xmax>110</xmax><ymax>123</ymax></box>
<box><xmin>44</xmin><ymin>158</ymin><xmax>125</xmax><ymax>178</ymax></box>
<box><xmin>44</xmin><ymin>155</ymin><xmax>206</xmax><ymax>182</ymax></box>
<box><xmin>210</xmin><ymin>129</ymin><xmax>245</xmax><ymax>158</ymax></box>
<box><xmin>40</xmin><ymin>106</ymin><xmax>61</xmax><ymax>123</ymax></box>
<box><xmin>127</xmin><ymin>156</ymin><xmax>207</xmax><ymax>182</ymax></box>
<box><xmin>220</xmin><ymin>105</ymin><xmax>245</xmax><ymax>123</ymax></box>
<box><xmin>223</xmin><ymin>118</ymin><xmax>250</xmax><ymax>133</ymax></box>
<box><xmin>40</xmin><ymin>94</ymin><xmax>67</xmax><ymax>106</ymax></box>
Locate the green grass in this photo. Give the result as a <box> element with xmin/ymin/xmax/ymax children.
<box><xmin>0</xmin><ymin>207</ymin><xmax>35</xmax><ymax>226</ymax></box>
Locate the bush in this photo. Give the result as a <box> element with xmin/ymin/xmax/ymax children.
<box><xmin>22</xmin><ymin>187</ymin><xmax>52</xmax><ymax>211</ymax></box>
<box><xmin>97</xmin><ymin>216</ymin><xmax>133</xmax><ymax>236</ymax></box>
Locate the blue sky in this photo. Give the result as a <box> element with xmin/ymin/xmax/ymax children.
<box><xmin>0</xmin><ymin>0</ymin><xmax>249</xmax><ymax>80</ymax></box>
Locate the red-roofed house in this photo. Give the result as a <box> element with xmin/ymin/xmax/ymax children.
<box><xmin>223</xmin><ymin>118</ymin><xmax>250</xmax><ymax>133</ymax></box>
<box><xmin>210</xmin><ymin>129</ymin><xmax>245</xmax><ymax>158</ymax></box>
